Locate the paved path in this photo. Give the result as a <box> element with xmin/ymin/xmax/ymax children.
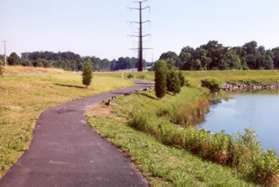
<box><xmin>0</xmin><ymin>81</ymin><xmax>153</xmax><ymax>187</ymax></box>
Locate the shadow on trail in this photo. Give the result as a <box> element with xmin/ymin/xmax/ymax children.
<box><xmin>55</xmin><ymin>83</ymin><xmax>85</xmax><ymax>89</ymax></box>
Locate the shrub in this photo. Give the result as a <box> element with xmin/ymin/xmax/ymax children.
<box><xmin>127</xmin><ymin>73</ymin><xmax>134</xmax><ymax>79</ymax></box>
<box><xmin>253</xmin><ymin>150</ymin><xmax>279</xmax><ymax>186</ymax></box>
<box><xmin>7</xmin><ymin>52</ymin><xmax>21</xmax><ymax>65</ymax></box>
<box><xmin>0</xmin><ymin>60</ymin><xmax>4</xmax><ymax>76</ymax></box>
<box><xmin>82</xmin><ymin>59</ymin><xmax>93</xmax><ymax>88</ymax></box>
<box><xmin>201</xmin><ymin>79</ymin><xmax>221</xmax><ymax>93</ymax></box>
<box><xmin>178</xmin><ymin>71</ymin><xmax>185</xmax><ymax>87</ymax></box>
<box><xmin>21</xmin><ymin>59</ymin><xmax>32</xmax><ymax>67</ymax></box>
<box><xmin>167</xmin><ymin>70</ymin><xmax>181</xmax><ymax>94</ymax></box>
<box><xmin>154</xmin><ymin>60</ymin><xmax>168</xmax><ymax>98</ymax></box>
<box><xmin>129</xmin><ymin>108</ymin><xmax>279</xmax><ymax>185</ymax></box>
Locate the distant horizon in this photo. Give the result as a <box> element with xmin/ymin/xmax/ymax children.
<box><xmin>8</xmin><ymin>39</ymin><xmax>279</xmax><ymax>61</ymax></box>
<box><xmin>1</xmin><ymin>0</ymin><xmax>279</xmax><ymax>61</ymax></box>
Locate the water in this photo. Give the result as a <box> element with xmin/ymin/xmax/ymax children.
<box><xmin>199</xmin><ymin>94</ymin><xmax>279</xmax><ymax>153</ymax></box>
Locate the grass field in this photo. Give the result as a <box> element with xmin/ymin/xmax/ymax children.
<box><xmin>87</xmin><ymin>89</ymin><xmax>255</xmax><ymax>186</ymax></box>
<box><xmin>2</xmin><ymin>66</ymin><xmax>279</xmax><ymax>184</ymax></box>
<box><xmin>103</xmin><ymin>70</ymin><xmax>279</xmax><ymax>86</ymax></box>
<box><xmin>0</xmin><ymin>66</ymin><xmax>133</xmax><ymax>176</ymax></box>
<box><xmin>88</xmin><ymin>70</ymin><xmax>279</xmax><ymax>186</ymax></box>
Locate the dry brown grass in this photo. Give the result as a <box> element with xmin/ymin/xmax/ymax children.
<box><xmin>0</xmin><ymin>66</ymin><xmax>133</xmax><ymax>176</ymax></box>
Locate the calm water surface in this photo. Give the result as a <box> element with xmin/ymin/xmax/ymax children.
<box><xmin>199</xmin><ymin>95</ymin><xmax>279</xmax><ymax>154</ymax></box>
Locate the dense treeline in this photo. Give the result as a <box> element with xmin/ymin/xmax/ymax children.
<box><xmin>6</xmin><ymin>51</ymin><xmax>144</xmax><ymax>71</ymax></box>
<box><xmin>159</xmin><ymin>41</ymin><xmax>279</xmax><ymax>70</ymax></box>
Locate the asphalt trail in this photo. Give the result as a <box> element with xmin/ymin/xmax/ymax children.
<box><xmin>0</xmin><ymin>81</ymin><xmax>153</xmax><ymax>187</ymax></box>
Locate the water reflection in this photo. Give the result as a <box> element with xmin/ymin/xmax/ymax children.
<box><xmin>200</xmin><ymin>95</ymin><xmax>279</xmax><ymax>154</ymax></box>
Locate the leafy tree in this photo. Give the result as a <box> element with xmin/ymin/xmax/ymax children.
<box><xmin>159</xmin><ymin>51</ymin><xmax>180</xmax><ymax>68</ymax></box>
<box><xmin>82</xmin><ymin>59</ymin><xmax>93</xmax><ymax>88</ymax></box>
<box><xmin>246</xmin><ymin>54</ymin><xmax>257</xmax><ymax>69</ymax></box>
<box><xmin>179</xmin><ymin>46</ymin><xmax>194</xmax><ymax>70</ymax></box>
<box><xmin>167</xmin><ymin>70</ymin><xmax>181</xmax><ymax>94</ymax></box>
<box><xmin>21</xmin><ymin>59</ymin><xmax>32</xmax><ymax>66</ymax></box>
<box><xmin>272</xmin><ymin>47</ymin><xmax>279</xmax><ymax>69</ymax></box>
<box><xmin>222</xmin><ymin>50</ymin><xmax>242</xmax><ymax>70</ymax></box>
<box><xmin>33</xmin><ymin>59</ymin><xmax>44</xmax><ymax>67</ymax></box>
<box><xmin>243</xmin><ymin>41</ymin><xmax>258</xmax><ymax>54</ymax></box>
<box><xmin>7</xmin><ymin>52</ymin><xmax>21</xmax><ymax>65</ymax></box>
<box><xmin>154</xmin><ymin>60</ymin><xmax>168</xmax><ymax>98</ymax></box>
<box><xmin>159</xmin><ymin>40</ymin><xmax>279</xmax><ymax>71</ymax></box>
<box><xmin>0</xmin><ymin>59</ymin><xmax>4</xmax><ymax>76</ymax></box>
<box><xmin>259</xmin><ymin>52</ymin><xmax>274</xmax><ymax>69</ymax></box>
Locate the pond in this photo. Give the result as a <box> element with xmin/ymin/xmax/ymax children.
<box><xmin>199</xmin><ymin>94</ymin><xmax>279</xmax><ymax>154</ymax></box>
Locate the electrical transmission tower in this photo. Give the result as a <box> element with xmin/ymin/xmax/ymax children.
<box><xmin>1</xmin><ymin>40</ymin><xmax>7</xmax><ymax>66</ymax></box>
<box><xmin>130</xmin><ymin>0</ymin><xmax>151</xmax><ymax>72</ymax></box>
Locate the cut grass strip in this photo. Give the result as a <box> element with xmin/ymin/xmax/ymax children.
<box><xmin>87</xmin><ymin>116</ymin><xmax>254</xmax><ymax>186</ymax></box>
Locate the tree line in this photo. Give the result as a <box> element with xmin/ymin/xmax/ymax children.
<box><xmin>159</xmin><ymin>41</ymin><xmax>279</xmax><ymax>70</ymax></box>
<box><xmin>4</xmin><ymin>51</ymin><xmax>145</xmax><ymax>71</ymax></box>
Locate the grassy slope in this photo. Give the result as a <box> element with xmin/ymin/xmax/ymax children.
<box><xmin>102</xmin><ymin>70</ymin><xmax>279</xmax><ymax>85</ymax></box>
<box><xmin>0</xmin><ymin>66</ymin><xmax>133</xmax><ymax>176</ymax></box>
<box><xmin>87</xmin><ymin>88</ymin><xmax>255</xmax><ymax>186</ymax></box>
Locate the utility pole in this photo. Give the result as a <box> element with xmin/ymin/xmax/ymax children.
<box><xmin>130</xmin><ymin>0</ymin><xmax>151</xmax><ymax>72</ymax></box>
<box><xmin>2</xmin><ymin>40</ymin><xmax>7</xmax><ymax>66</ymax></box>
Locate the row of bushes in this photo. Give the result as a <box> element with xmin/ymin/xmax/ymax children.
<box><xmin>155</xmin><ymin>60</ymin><xmax>187</xmax><ymax>98</ymax></box>
<box><xmin>128</xmin><ymin>110</ymin><xmax>279</xmax><ymax>186</ymax></box>
<box><xmin>156</xmin><ymin>97</ymin><xmax>209</xmax><ymax>127</ymax></box>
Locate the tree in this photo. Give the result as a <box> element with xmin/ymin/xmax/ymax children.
<box><xmin>159</xmin><ymin>51</ymin><xmax>180</xmax><ymax>68</ymax></box>
<box><xmin>246</xmin><ymin>54</ymin><xmax>257</xmax><ymax>69</ymax></box>
<box><xmin>243</xmin><ymin>41</ymin><xmax>258</xmax><ymax>55</ymax></box>
<box><xmin>7</xmin><ymin>52</ymin><xmax>21</xmax><ymax>65</ymax></box>
<box><xmin>260</xmin><ymin>52</ymin><xmax>274</xmax><ymax>69</ymax></box>
<box><xmin>0</xmin><ymin>59</ymin><xmax>4</xmax><ymax>76</ymax></box>
<box><xmin>179</xmin><ymin>46</ymin><xmax>194</xmax><ymax>70</ymax></box>
<box><xmin>82</xmin><ymin>59</ymin><xmax>93</xmax><ymax>88</ymax></box>
<box><xmin>272</xmin><ymin>47</ymin><xmax>279</xmax><ymax>69</ymax></box>
<box><xmin>222</xmin><ymin>50</ymin><xmax>242</xmax><ymax>70</ymax></box>
<box><xmin>154</xmin><ymin>60</ymin><xmax>168</xmax><ymax>98</ymax></box>
<box><xmin>167</xmin><ymin>70</ymin><xmax>181</xmax><ymax>94</ymax></box>
<box><xmin>178</xmin><ymin>71</ymin><xmax>185</xmax><ymax>87</ymax></box>
<box><xmin>33</xmin><ymin>59</ymin><xmax>44</xmax><ymax>67</ymax></box>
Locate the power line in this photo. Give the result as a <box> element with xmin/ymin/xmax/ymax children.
<box><xmin>129</xmin><ymin>0</ymin><xmax>151</xmax><ymax>72</ymax></box>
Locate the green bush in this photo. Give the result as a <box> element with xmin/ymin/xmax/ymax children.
<box><xmin>129</xmin><ymin>109</ymin><xmax>279</xmax><ymax>185</ymax></box>
<box><xmin>167</xmin><ymin>70</ymin><xmax>181</xmax><ymax>94</ymax></box>
<box><xmin>178</xmin><ymin>71</ymin><xmax>185</xmax><ymax>87</ymax></box>
<box><xmin>201</xmin><ymin>79</ymin><xmax>221</xmax><ymax>93</ymax></box>
<box><xmin>155</xmin><ymin>60</ymin><xmax>168</xmax><ymax>98</ymax></box>
<box><xmin>127</xmin><ymin>73</ymin><xmax>134</xmax><ymax>79</ymax></box>
<box><xmin>82</xmin><ymin>59</ymin><xmax>93</xmax><ymax>88</ymax></box>
<box><xmin>253</xmin><ymin>150</ymin><xmax>279</xmax><ymax>186</ymax></box>
<box><xmin>0</xmin><ymin>60</ymin><xmax>4</xmax><ymax>76</ymax></box>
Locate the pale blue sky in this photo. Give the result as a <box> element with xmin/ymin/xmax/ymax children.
<box><xmin>1</xmin><ymin>0</ymin><xmax>279</xmax><ymax>60</ymax></box>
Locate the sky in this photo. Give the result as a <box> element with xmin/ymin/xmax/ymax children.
<box><xmin>1</xmin><ymin>0</ymin><xmax>279</xmax><ymax>61</ymax></box>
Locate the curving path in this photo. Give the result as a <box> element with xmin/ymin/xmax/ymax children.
<box><xmin>0</xmin><ymin>81</ymin><xmax>153</xmax><ymax>187</ymax></box>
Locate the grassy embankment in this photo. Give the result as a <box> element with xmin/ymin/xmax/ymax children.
<box><xmin>103</xmin><ymin>70</ymin><xmax>279</xmax><ymax>86</ymax></box>
<box><xmin>0</xmin><ymin>66</ymin><xmax>133</xmax><ymax>176</ymax></box>
<box><xmin>88</xmin><ymin>70</ymin><xmax>279</xmax><ymax>186</ymax></box>
<box><xmin>88</xmin><ymin>88</ymin><xmax>254</xmax><ymax>186</ymax></box>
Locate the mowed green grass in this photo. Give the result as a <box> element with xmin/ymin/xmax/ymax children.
<box><xmin>87</xmin><ymin>89</ymin><xmax>254</xmax><ymax>186</ymax></box>
<box><xmin>103</xmin><ymin>70</ymin><xmax>279</xmax><ymax>86</ymax></box>
<box><xmin>0</xmin><ymin>66</ymin><xmax>133</xmax><ymax>176</ymax></box>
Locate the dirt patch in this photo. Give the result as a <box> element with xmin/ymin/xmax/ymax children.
<box><xmin>88</xmin><ymin>104</ymin><xmax>114</xmax><ymax>118</ymax></box>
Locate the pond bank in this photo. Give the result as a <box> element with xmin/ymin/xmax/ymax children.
<box><xmin>224</xmin><ymin>81</ymin><xmax>279</xmax><ymax>91</ymax></box>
